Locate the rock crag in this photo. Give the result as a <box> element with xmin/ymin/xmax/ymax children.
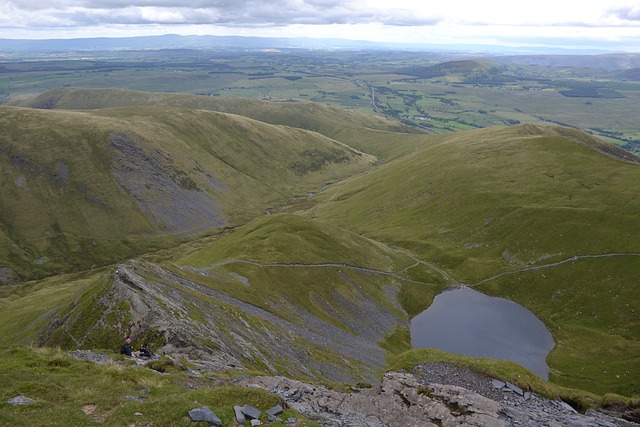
<box><xmin>40</xmin><ymin>259</ymin><xmax>407</xmax><ymax>383</ymax></box>
<box><xmin>240</xmin><ymin>368</ymin><xmax>639</xmax><ymax>427</ymax></box>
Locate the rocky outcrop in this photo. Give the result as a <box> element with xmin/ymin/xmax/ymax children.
<box><xmin>241</xmin><ymin>372</ymin><xmax>504</xmax><ymax>427</ymax></box>
<box><xmin>40</xmin><ymin>259</ymin><xmax>407</xmax><ymax>383</ymax></box>
<box><xmin>240</xmin><ymin>369</ymin><xmax>639</xmax><ymax>427</ymax></box>
<box><xmin>0</xmin><ymin>267</ymin><xmax>18</xmax><ymax>285</ymax></box>
<box><xmin>65</xmin><ymin>347</ymin><xmax>638</xmax><ymax>426</ymax></box>
<box><xmin>109</xmin><ymin>132</ymin><xmax>226</xmax><ymax>236</ymax></box>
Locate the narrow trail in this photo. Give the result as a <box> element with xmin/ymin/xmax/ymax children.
<box><xmin>392</xmin><ymin>247</ymin><xmax>457</xmax><ymax>284</ymax></box>
<box><xmin>200</xmin><ymin>252</ymin><xmax>640</xmax><ymax>290</ymax></box>
<box><xmin>469</xmin><ymin>252</ymin><xmax>640</xmax><ymax>287</ymax></box>
<box><xmin>205</xmin><ymin>258</ymin><xmax>431</xmax><ymax>285</ymax></box>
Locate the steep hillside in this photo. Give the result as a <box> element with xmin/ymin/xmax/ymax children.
<box><xmin>0</xmin><ymin>105</ymin><xmax>375</xmax><ymax>281</ymax></box>
<box><xmin>310</xmin><ymin>124</ymin><xmax>640</xmax><ymax>275</ymax></box>
<box><xmin>308</xmin><ymin>124</ymin><xmax>640</xmax><ymax>395</ymax></box>
<box><xmin>0</xmin><ymin>214</ymin><xmax>447</xmax><ymax>382</ymax></box>
<box><xmin>13</xmin><ymin>87</ymin><xmax>420</xmax><ymax>152</ymax></box>
<box><xmin>3</xmin><ymin>95</ymin><xmax>640</xmax><ymax>400</ymax></box>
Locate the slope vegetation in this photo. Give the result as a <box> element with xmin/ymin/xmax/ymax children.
<box><xmin>0</xmin><ymin>105</ymin><xmax>375</xmax><ymax>280</ymax></box>
<box><xmin>13</xmin><ymin>87</ymin><xmax>420</xmax><ymax>154</ymax></box>
<box><xmin>2</xmin><ymin>88</ymin><xmax>640</xmax><ymax>399</ymax></box>
<box><xmin>308</xmin><ymin>124</ymin><xmax>640</xmax><ymax>395</ymax></box>
<box><xmin>0</xmin><ymin>214</ymin><xmax>446</xmax><ymax>382</ymax></box>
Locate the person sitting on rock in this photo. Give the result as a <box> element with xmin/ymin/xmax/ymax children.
<box><xmin>138</xmin><ymin>343</ymin><xmax>153</xmax><ymax>358</ymax></box>
<box><xmin>119</xmin><ymin>337</ymin><xmax>132</xmax><ymax>356</ymax></box>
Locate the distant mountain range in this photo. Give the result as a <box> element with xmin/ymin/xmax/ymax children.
<box><xmin>492</xmin><ymin>53</ymin><xmax>640</xmax><ymax>71</ymax></box>
<box><xmin>0</xmin><ymin>33</ymin><xmax>632</xmax><ymax>56</ymax></box>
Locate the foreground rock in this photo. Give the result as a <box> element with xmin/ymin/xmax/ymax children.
<box><xmin>242</xmin><ymin>372</ymin><xmax>503</xmax><ymax>426</ymax></box>
<box><xmin>6</xmin><ymin>396</ymin><xmax>36</xmax><ymax>405</ymax></box>
<box><xmin>188</xmin><ymin>406</ymin><xmax>222</xmax><ymax>425</ymax></box>
<box><xmin>240</xmin><ymin>369</ymin><xmax>639</xmax><ymax>427</ymax></box>
<box><xmin>69</xmin><ymin>350</ymin><xmax>110</xmax><ymax>364</ymax></box>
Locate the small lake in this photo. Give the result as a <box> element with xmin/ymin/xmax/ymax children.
<box><xmin>410</xmin><ymin>286</ymin><xmax>555</xmax><ymax>379</ymax></box>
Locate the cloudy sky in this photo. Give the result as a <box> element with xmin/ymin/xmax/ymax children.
<box><xmin>1</xmin><ymin>0</ymin><xmax>639</xmax><ymax>51</ymax></box>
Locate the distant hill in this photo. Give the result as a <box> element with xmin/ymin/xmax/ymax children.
<box><xmin>493</xmin><ymin>53</ymin><xmax>640</xmax><ymax>71</ymax></box>
<box><xmin>400</xmin><ymin>59</ymin><xmax>514</xmax><ymax>84</ymax></box>
<box><xmin>617</xmin><ymin>67</ymin><xmax>640</xmax><ymax>81</ymax></box>
<box><xmin>0</xmin><ymin>34</ymin><xmax>620</xmax><ymax>56</ymax></box>
<box><xmin>0</xmin><ymin>34</ymin><xmax>371</xmax><ymax>52</ymax></box>
<box><xmin>13</xmin><ymin>87</ymin><xmax>420</xmax><ymax>156</ymax></box>
<box><xmin>429</xmin><ymin>59</ymin><xmax>506</xmax><ymax>74</ymax></box>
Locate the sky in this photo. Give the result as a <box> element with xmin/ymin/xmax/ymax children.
<box><xmin>1</xmin><ymin>0</ymin><xmax>639</xmax><ymax>52</ymax></box>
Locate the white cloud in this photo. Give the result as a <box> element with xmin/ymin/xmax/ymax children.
<box><xmin>0</xmin><ymin>0</ymin><xmax>639</xmax><ymax>51</ymax></box>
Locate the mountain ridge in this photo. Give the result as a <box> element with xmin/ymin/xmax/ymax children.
<box><xmin>12</xmin><ymin>87</ymin><xmax>419</xmax><ymax>146</ymax></box>
<box><xmin>0</xmin><ymin>103</ymin><xmax>376</xmax><ymax>280</ymax></box>
<box><xmin>1</xmin><ymin>92</ymin><xmax>640</xmax><ymax>404</ymax></box>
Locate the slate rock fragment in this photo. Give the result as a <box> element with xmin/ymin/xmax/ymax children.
<box><xmin>242</xmin><ymin>404</ymin><xmax>261</xmax><ymax>420</ymax></box>
<box><xmin>234</xmin><ymin>405</ymin><xmax>246</xmax><ymax>423</ymax></box>
<box><xmin>188</xmin><ymin>406</ymin><xmax>222</xmax><ymax>425</ymax></box>
<box><xmin>6</xmin><ymin>396</ymin><xmax>36</xmax><ymax>405</ymax></box>
<box><xmin>265</xmin><ymin>404</ymin><xmax>284</xmax><ymax>416</ymax></box>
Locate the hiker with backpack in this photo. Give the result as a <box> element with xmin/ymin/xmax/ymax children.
<box><xmin>119</xmin><ymin>337</ymin><xmax>133</xmax><ymax>356</ymax></box>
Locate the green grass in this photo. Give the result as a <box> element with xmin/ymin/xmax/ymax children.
<box><xmin>0</xmin><ymin>270</ymin><xmax>102</xmax><ymax>345</ymax></box>
<box><xmin>0</xmin><ymin>345</ymin><xmax>320</xmax><ymax>426</ymax></box>
<box><xmin>178</xmin><ymin>213</ymin><xmax>401</xmax><ymax>268</ymax></box>
<box><xmin>0</xmin><ymin>103</ymin><xmax>375</xmax><ymax>279</ymax></box>
<box><xmin>2</xmin><ymin>82</ymin><xmax>640</xmax><ymax>400</ymax></box>
<box><xmin>308</xmin><ymin>124</ymin><xmax>640</xmax><ymax>396</ymax></box>
<box><xmin>311</xmin><ymin>126</ymin><xmax>640</xmax><ymax>276</ymax></box>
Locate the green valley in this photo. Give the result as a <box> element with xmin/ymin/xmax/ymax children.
<box><xmin>1</xmin><ymin>47</ymin><xmax>640</xmax><ymax>425</ymax></box>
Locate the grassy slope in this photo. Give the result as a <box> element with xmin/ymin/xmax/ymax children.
<box><xmin>308</xmin><ymin>124</ymin><xmax>640</xmax><ymax>396</ymax></box>
<box><xmin>169</xmin><ymin>213</ymin><xmax>446</xmax><ymax>324</ymax></box>
<box><xmin>0</xmin><ymin>212</ymin><xmax>442</xmax><ymax>347</ymax></box>
<box><xmin>15</xmin><ymin>87</ymin><xmax>421</xmax><ymax>147</ymax></box>
<box><xmin>310</xmin><ymin>125</ymin><xmax>640</xmax><ymax>276</ymax></box>
<box><xmin>0</xmin><ymin>105</ymin><xmax>375</xmax><ymax>279</ymax></box>
<box><xmin>0</xmin><ymin>270</ymin><xmax>103</xmax><ymax>346</ymax></box>
<box><xmin>3</xmin><ymin>88</ymin><xmax>640</xmax><ymax>398</ymax></box>
<box><xmin>0</xmin><ymin>346</ymin><xmax>318</xmax><ymax>427</ymax></box>
<box><xmin>0</xmin><ymin>213</ymin><xmax>442</xmax><ymax>382</ymax></box>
